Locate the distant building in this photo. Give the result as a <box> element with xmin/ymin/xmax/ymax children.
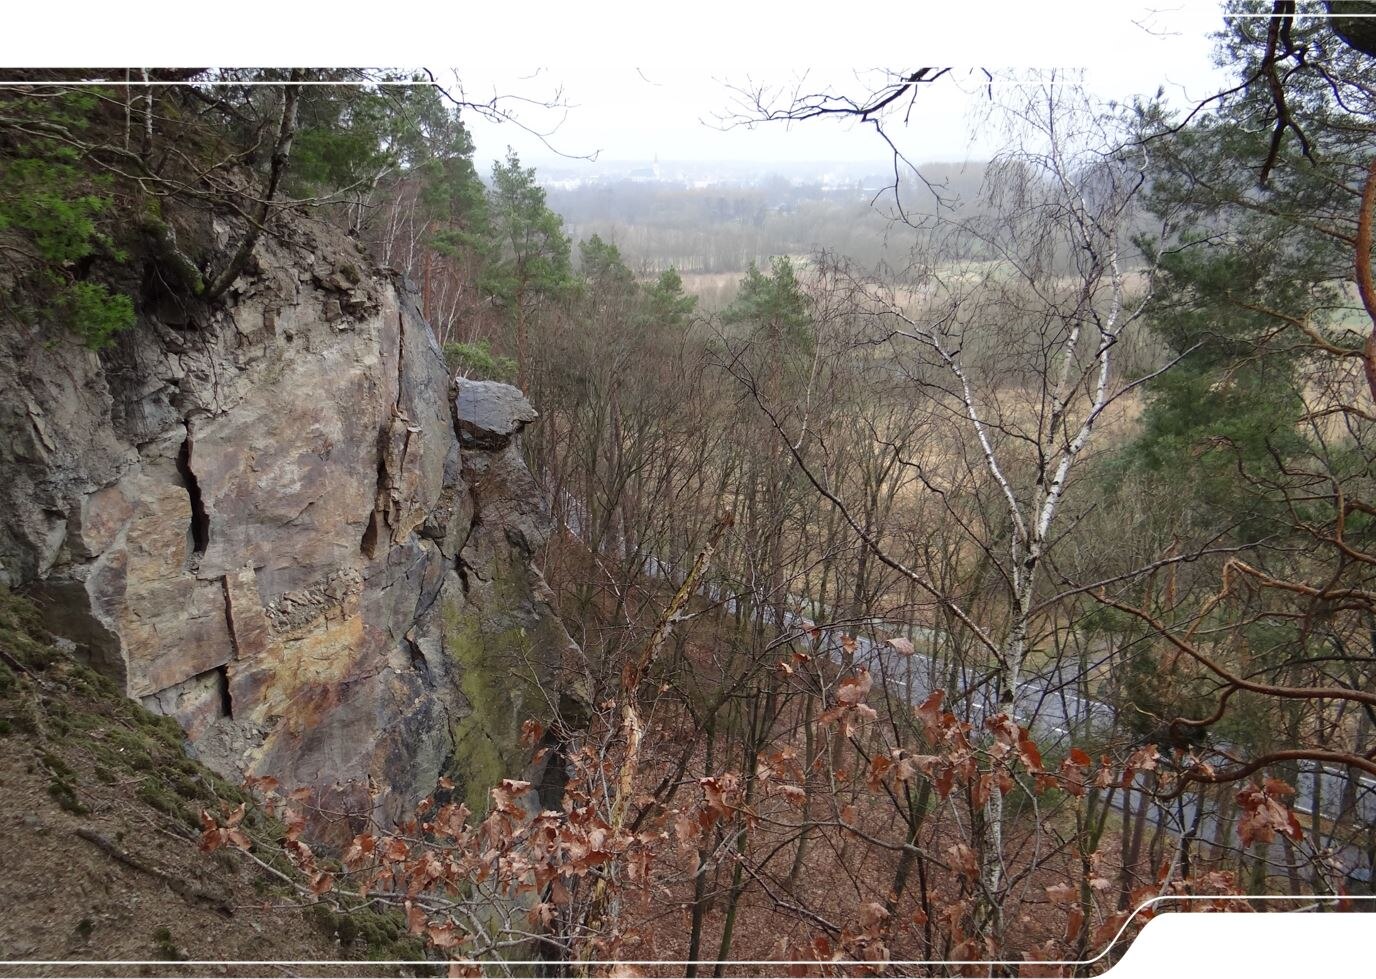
<box><xmin>628</xmin><ymin>156</ymin><xmax>662</xmax><ymax>183</ymax></box>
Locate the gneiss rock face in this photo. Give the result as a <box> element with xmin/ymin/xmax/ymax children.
<box><xmin>0</xmin><ymin>219</ymin><xmax>579</xmax><ymax>838</ymax></box>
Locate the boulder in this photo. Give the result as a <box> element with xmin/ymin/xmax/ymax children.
<box><xmin>455</xmin><ymin>379</ymin><xmax>539</xmax><ymax>449</ymax></box>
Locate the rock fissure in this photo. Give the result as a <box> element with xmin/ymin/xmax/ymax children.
<box><xmin>174</xmin><ymin>426</ymin><xmax>210</xmax><ymax>561</ymax></box>
<box><xmin>454</xmin><ymin>555</ymin><xmax>473</xmax><ymax>595</ymax></box>
<box><xmin>404</xmin><ymin>633</ymin><xmax>430</xmax><ymax>679</ymax></box>
<box><xmin>215</xmin><ymin>664</ymin><xmax>233</xmax><ymax>720</ymax></box>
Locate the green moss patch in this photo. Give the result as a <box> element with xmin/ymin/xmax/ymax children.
<box><xmin>442</xmin><ymin>587</ymin><xmax>550</xmax><ymax>813</ymax></box>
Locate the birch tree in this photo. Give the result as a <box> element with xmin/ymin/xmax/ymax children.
<box><xmin>741</xmin><ymin>74</ymin><xmax>1174</xmax><ymax>935</ymax></box>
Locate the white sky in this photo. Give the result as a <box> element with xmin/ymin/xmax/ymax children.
<box><xmin>8</xmin><ymin>0</ymin><xmax>1243</xmax><ymax>170</ymax></box>
<box><xmin>450</xmin><ymin>2</ymin><xmax>1237</xmax><ymax>168</ymax></box>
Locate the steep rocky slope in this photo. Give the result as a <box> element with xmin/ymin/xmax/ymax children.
<box><xmin>0</xmin><ymin>214</ymin><xmax>580</xmax><ymax>836</ymax></box>
<box><xmin>0</xmin><ymin>587</ymin><xmax>427</xmax><ymax>972</ymax></box>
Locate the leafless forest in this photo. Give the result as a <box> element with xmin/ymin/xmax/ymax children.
<box><xmin>2</xmin><ymin>3</ymin><xmax>1375</xmax><ymax>976</ymax></box>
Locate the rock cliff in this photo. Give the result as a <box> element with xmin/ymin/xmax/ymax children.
<box><xmin>0</xmin><ymin>216</ymin><xmax>578</xmax><ymax>835</ymax></box>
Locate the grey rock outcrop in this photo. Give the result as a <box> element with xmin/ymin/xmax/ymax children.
<box><xmin>0</xmin><ymin>218</ymin><xmax>579</xmax><ymax>838</ymax></box>
<box><xmin>455</xmin><ymin>379</ymin><xmax>540</xmax><ymax>450</ymax></box>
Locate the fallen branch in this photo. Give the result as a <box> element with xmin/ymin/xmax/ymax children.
<box><xmin>74</xmin><ymin>827</ymin><xmax>233</xmax><ymax>916</ymax></box>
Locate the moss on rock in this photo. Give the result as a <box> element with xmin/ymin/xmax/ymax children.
<box><xmin>442</xmin><ymin>599</ymin><xmax>537</xmax><ymax>812</ymax></box>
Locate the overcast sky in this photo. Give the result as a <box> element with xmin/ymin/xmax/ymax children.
<box><xmin>8</xmin><ymin>0</ymin><xmax>1244</xmax><ymax>171</ymax></box>
<box><xmin>455</xmin><ymin>60</ymin><xmax>1233</xmax><ymax>172</ymax></box>
<box><xmin>446</xmin><ymin>2</ymin><xmax>1237</xmax><ymax>170</ymax></box>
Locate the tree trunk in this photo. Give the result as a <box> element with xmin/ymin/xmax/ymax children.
<box><xmin>204</xmin><ymin>71</ymin><xmax>302</xmax><ymax>302</ymax></box>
